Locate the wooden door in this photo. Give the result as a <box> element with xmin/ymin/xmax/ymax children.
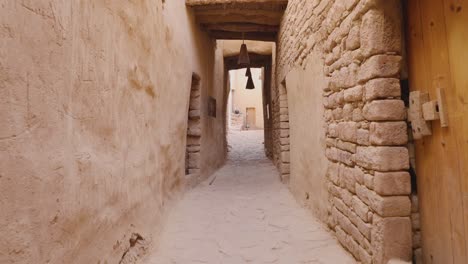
<box><xmin>406</xmin><ymin>0</ymin><xmax>468</xmax><ymax>263</ymax></box>
<box><xmin>246</xmin><ymin>107</ymin><xmax>256</xmax><ymax>129</ymax></box>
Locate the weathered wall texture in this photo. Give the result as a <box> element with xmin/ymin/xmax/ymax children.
<box><xmin>274</xmin><ymin>0</ymin><xmax>412</xmax><ymax>263</ymax></box>
<box><xmin>0</xmin><ymin>1</ymin><xmax>225</xmax><ymax>263</ymax></box>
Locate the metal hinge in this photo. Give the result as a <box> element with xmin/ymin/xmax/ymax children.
<box><xmin>408</xmin><ymin>88</ymin><xmax>448</xmax><ymax>140</ymax></box>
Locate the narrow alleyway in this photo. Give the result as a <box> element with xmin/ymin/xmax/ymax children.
<box><xmin>144</xmin><ymin>131</ymin><xmax>355</xmax><ymax>263</ymax></box>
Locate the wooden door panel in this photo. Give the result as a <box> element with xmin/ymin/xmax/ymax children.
<box><xmin>246</xmin><ymin>107</ymin><xmax>256</xmax><ymax>128</ymax></box>
<box><xmin>406</xmin><ymin>0</ymin><xmax>468</xmax><ymax>263</ymax></box>
<box><xmin>442</xmin><ymin>0</ymin><xmax>468</xmax><ymax>258</ymax></box>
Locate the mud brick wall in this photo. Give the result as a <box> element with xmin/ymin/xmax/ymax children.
<box><xmin>274</xmin><ymin>1</ymin><xmax>413</xmax><ymax>263</ymax></box>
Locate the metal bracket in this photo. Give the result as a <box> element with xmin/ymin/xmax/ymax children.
<box><xmin>408</xmin><ymin>88</ymin><xmax>448</xmax><ymax>140</ymax></box>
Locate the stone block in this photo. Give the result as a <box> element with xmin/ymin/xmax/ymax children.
<box><xmin>354</xmin><ymin>166</ymin><xmax>364</xmax><ymax>184</ymax></box>
<box><xmin>188</xmin><ymin>127</ymin><xmax>202</xmax><ymax>137</ymax></box>
<box><xmin>327</xmin><ymin>162</ymin><xmax>340</xmax><ymax>185</ymax></box>
<box><xmin>344</xmin><ymin>0</ymin><xmax>359</xmax><ymax>10</ymax></box>
<box><xmin>357</xmin><ymin>129</ymin><xmax>370</xmax><ymax>145</ymax></box>
<box><xmin>339</xmin><ymin>186</ymin><xmax>354</xmax><ymax>207</ymax></box>
<box><xmin>334</xmin><ymin>197</ymin><xmax>351</xmax><ymax>217</ymax></box>
<box><xmin>342</xmin><ymin>104</ymin><xmax>354</xmax><ymax>121</ymax></box>
<box><xmin>363</xmin><ymin>173</ymin><xmax>374</xmax><ymax>190</ymax></box>
<box><xmin>326</xmin><ymin>147</ymin><xmax>351</xmax><ymax>165</ymax></box>
<box><xmin>325</xmin><ymin>109</ymin><xmax>334</xmax><ymax>121</ymax></box>
<box><xmin>364</xmin><ymin>78</ymin><xmax>401</xmax><ymax>101</ymax></box>
<box><xmin>329</xmin><ymin>182</ymin><xmax>342</xmax><ymax>199</ymax></box>
<box><xmin>336</xmin><ymin>140</ymin><xmax>357</xmax><ymax>153</ymax></box>
<box><xmin>280</xmin><ymin>129</ymin><xmax>289</xmax><ymax>138</ymax></box>
<box><xmin>363</xmin><ymin>100</ymin><xmax>406</xmax><ymax>121</ymax></box>
<box><xmin>335</xmin><ymin>226</ymin><xmax>348</xmax><ymax>248</ymax></box>
<box><xmin>355</xmin><ymin>146</ymin><xmax>409</xmax><ymax>171</ymax></box>
<box><xmin>356</xmin><ymin>184</ymin><xmax>372</xmax><ymax>205</ymax></box>
<box><xmin>360</xmin><ymin>7</ymin><xmax>401</xmax><ymax>58</ymax></box>
<box><xmin>344</xmin><ymin>85</ymin><xmax>363</xmax><ymax>102</ymax></box>
<box><xmin>358</xmin><ymin>55</ymin><xmax>401</xmax><ymax>83</ymax></box>
<box><xmin>280</xmin><ymin>114</ymin><xmax>289</xmax><ymax>122</ymax></box>
<box><xmin>370</xmin><ymin>121</ymin><xmax>408</xmax><ymax>145</ymax></box>
<box><xmin>323</xmin><ymin>96</ymin><xmax>333</xmax><ymax>109</ymax></box>
<box><xmin>338</xmin><ymin>121</ymin><xmax>358</xmax><ymax>143</ymax></box>
<box><xmin>353</xmin><ymin>108</ymin><xmax>365</xmax><ymax>122</ymax></box>
<box><xmin>326</xmin><ymin>138</ymin><xmax>337</xmax><ymax>147</ymax></box>
<box><xmin>346</xmin><ymin>233</ymin><xmax>362</xmax><ymax>260</ymax></box>
<box><xmin>333</xmin><ymin>107</ymin><xmax>343</xmax><ymax>120</ymax></box>
<box><xmin>353</xmin><ymin>196</ymin><xmax>370</xmax><ymax>222</ymax></box>
<box><xmin>335</xmin><ymin>207</ymin><xmax>367</xmax><ymax>252</ymax></box>
<box><xmin>330</xmin><ymin>65</ymin><xmax>358</xmax><ymax>90</ymax></box>
<box><xmin>369</xmin><ymin>193</ymin><xmax>411</xmax><ymax>217</ymax></box>
<box><xmin>280</xmin><ymin>138</ymin><xmax>290</xmax><ymax>145</ymax></box>
<box><xmin>372</xmin><ymin>215</ymin><xmax>412</xmax><ymax>263</ymax></box>
<box><xmin>280</xmin><ymin>122</ymin><xmax>290</xmax><ymax>129</ymax></box>
<box><xmin>187</xmin><ymin>145</ymin><xmax>201</xmax><ymax>153</ymax></box>
<box><xmin>189</xmin><ymin>110</ymin><xmax>201</xmax><ymax>119</ymax></box>
<box><xmin>280</xmin><ymin>163</ymin><xmax>290</xmax><ymax>174</ymax></box>
<box><xmin>341</xmin><ymin>165</ymin><xmax>357</xmax><ymax>193</ymax></box>
<box><xmin>281</xmin><ymin>151</ymin><xmax>290</xmax><ymax>163</ymax></box>
<box><xmin>359</xmin><ymin>245</ymin><xmax>372</xmax><ymax>264</ymax></box>
<box><xmin>348</xmin><ymin>208</ymin><xmax>372</xmax><ymax>242</ymax></box>
<box><xmin>189</xmin><ymin>97</ymin><xmax>201</xmax><ymax>110</ymax></box>
<box><xmin>188</xmin><ymin>153</ymin><xmax>200</xmax><ymax>168</ymax></box>
<box><xmin>374</xmin><ymin>171</ymin><xmax>411</xmax><ymax>196</ymax></box>
<box><xmin>346</xmin><ymin>25</ymin><xmax>361</xmax><ymax>50</ymax></box>
<box><xmin>328</xmin><ymin>123</ymin><xmax>339</xmax><ymax>138</ymax></box>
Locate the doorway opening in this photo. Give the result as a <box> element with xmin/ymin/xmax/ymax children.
<box><xmin>228</xmin><ymin>68</ymin><xmax>265</xmax><ymax>131</ymax></box>
<box><xmin>225</xmin><ymin>67</ymin><xmax>266</xmax><ymax>161</ymax></box>
<box><xmin>276</xmin><ymin>80</ymin><xmax>290</xmax><ymax>182</ymax></box>
<box><xmin>185</xmin><ymin>73</ymin><xmax>202</xmax><ymax>176</ymax></box>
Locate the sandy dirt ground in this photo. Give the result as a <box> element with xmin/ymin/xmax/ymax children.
<box><xmin>144</xmin><ymin>130</ymin><xmax>355</xmax><ymax>264</ymax></box>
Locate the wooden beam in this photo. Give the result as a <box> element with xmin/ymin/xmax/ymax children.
<box><xmin>202</xmin><ymin>23</ymin><xmax>278</xmax><ymax>33</ymax></box>
<box><xmin>196</xmin><ymin>13</ymin><xmax>281</xmax><ymax>26</ymax></box>
<box><xmin>191</xmin><ymin>3</ymin><xmax>287</xmax><ymax>12</ymax></box>
<box><xmin>186</xmin><ymin>0</ymin><xmax>288</xmax><ymax>7</ymax></box>
<box><xmin>194</xmin><ymin>8</ymin><xmax>283</xmax><ymax>18</ymax></box>
<box><xmin>209</xmin><ymin>30</ymin><xmax>277</xmax><ymax>41</ymax></box>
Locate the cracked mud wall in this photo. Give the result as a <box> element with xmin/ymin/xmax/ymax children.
<box><xmin>0</xmin><ymin>1</ymin><xmax>225</xmax><ymax>263</ymax></box>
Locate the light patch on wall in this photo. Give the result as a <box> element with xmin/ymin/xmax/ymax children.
<box><xmin>128</xmin><ymin>66</ymin><xmax>157</xmax><ymax>99</ymax></box>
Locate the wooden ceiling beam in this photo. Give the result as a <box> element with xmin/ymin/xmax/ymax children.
<box><xmin>195</xmin><ymin>14</ymin><xmax>281</xmax><ymax>26</ymax></box>
<box><xmin>186</xmin><ymin>0</ymin><xmax>288</xmax><ymax>7</ymax></box>
<box><xmin>202</xmin><ymin>23</ymin><xmax>278</xmax><ymax>33</ymax></box>
<box><xmin>209</xmin><ymin>30</ymin><xmax>277</xmax><ymax>41</ymax></box>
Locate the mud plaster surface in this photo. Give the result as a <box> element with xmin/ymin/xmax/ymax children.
<box><xmin>144</xmin><ymin>130</ymin><xmax>355</xmax><ymax>263</ymax></box>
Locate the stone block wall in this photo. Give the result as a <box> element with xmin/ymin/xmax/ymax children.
<box><xmin>275</xmin><ymin>0</ymin><xmax>413</xmax><ymax>263</ymax></box>
<box><xmin>270</xmin><ymin>81</ymin><xmax>291</xmax><ymax>182</ymax></box>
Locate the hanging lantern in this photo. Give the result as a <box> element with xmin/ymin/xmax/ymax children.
<box><xmin>246</xmin><ymin>74</ymin><xmax>255</xmax><ymax>90</ymax></box>
<box><xmin>238</xmin><ymin>43</ymin><xmax>250</xmax><ymax>66</ymax></box>
<box><xmin>245</xmin><ymin>67</ymin><xmax>251</xmax><ymax>77</ymax></box>
<box><xmin>238</xmin><ymin>33</ymin><xmax>250</xmax><ymax>66</ymax></box>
